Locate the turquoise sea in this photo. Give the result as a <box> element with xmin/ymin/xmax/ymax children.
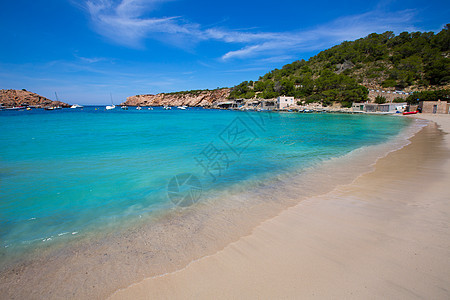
<box><xmin>0</xmin><ymin>107</ymin><xmax>411</xmax><ymax>263</ymax></box>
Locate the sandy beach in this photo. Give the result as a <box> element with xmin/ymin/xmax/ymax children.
<box><xmin>110</xmin><ymin>114</ymin><xmax>450</xmax><ymax>299</ymax></box>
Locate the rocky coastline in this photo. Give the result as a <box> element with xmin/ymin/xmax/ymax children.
<box><xmin>0</xmin><ymin>89</ymin><xmax>70</xmax><ymax>108</ymax></box>
<box><xmin>121</xmin><ymin>88</ymin><xmax>230</xmax><ymax>107</ymax></box>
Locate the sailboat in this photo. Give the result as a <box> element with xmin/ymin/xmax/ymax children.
<box><xmin>52</xmin><ymin>92</ymin><xmax>62</xmax><ymax>109</ymax></box>
<box><xmin>106</xmin><ymin>93</ymin><xmax>115</xmax><ymax>110</ymax></box>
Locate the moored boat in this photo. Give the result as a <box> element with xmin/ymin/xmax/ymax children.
<box><xmin>106</xmin><ymin>93</ymin><xmax>116</xmax><ymax>110</ymax></box>
<box><xmin>403</xmin><ymin>111</ymin><xmax>418</xmax><ymax>115</ymax></box>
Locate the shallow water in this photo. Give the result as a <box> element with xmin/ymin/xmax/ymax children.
<box><xmin>0</xmin><ymin>108</ymin><xmax>411</xmax><ymax>262</ymax></box>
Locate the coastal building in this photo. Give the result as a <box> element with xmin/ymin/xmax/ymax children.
<box><xmin>248</xmin><ymin>100</ymin><xmax>260</xmax><ymax>108</ymax></box>
<box><xmin>378</xmin><ymin>102</ymin><xmax>407</xmax><ymax>113</ymax></box>
<box><xmin>418</xmin><ymin>100</ymin><xmax>449</xmax><ymax>114</ymax></box>
<box><xmin>261</xmin><ymin>100</ymin><xmax>276</xmax><ymax>110</ymax></box>
<box><xmin>216</xmin><ymin>101</ymin><xmax>235</xmax><ymax>109</ymax></box>
<box><xmin>277</xmin><ymin>96</ymin><xmax>294</xmax><ymax>109</ymax></box>
<box><xmin>352</xmin><ymin>102</ymin><xmax>366</xmax><ymax>112</ymax></box>
<box><xmin>351</xmin><ymin>102</ymin><xmax>407</xmax><ymax>113</ymax></box>
<box><xmin>364</xmin><ymin>103</ymin><xmax>378</xmax><ymax>113</ymax></box>
<box><xmin>234</xmin><ymin>99</ymin><xmax>245</xmax><ymax>106</ymax></box>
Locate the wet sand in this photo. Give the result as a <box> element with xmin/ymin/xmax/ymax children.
<box><xmin>110</xmin><ymin>114</ymin><xmax>450</xmax><ymax>299</ymax></box>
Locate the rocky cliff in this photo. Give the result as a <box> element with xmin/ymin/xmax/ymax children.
<box><xmin>122</xmin><ymin>88</ymin><xmax>230</xmax><ymax>107</ymax></box>
<box><xmin>0</xmin><ymin>89</ymin><xmax>70</xmax><ymax>108</ymax></box>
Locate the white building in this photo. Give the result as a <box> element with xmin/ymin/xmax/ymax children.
<box><xmin>277</xmin><ymin>96</ymin><xmax>294</xmax><ymax>109</ymax></box>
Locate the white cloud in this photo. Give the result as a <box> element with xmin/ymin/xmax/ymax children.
<box><xmin>221</xmin><ymin>9</ymin><xmax>419</xmax><ymax>60</ymax></box>
<box><xmin>86</xmin><ymin>0</ymin><xmax>187</xmax><ymax>47</ymax></box>
<box><xmin>84</xmin><ymin>0</ymin><xmax>419</xmax><ymax>60</ymax></box>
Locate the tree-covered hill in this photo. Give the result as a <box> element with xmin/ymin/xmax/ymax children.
<box><xmin>229</xmin><ymin>25</ymin><xmax>449</xmax><ymax>106</ymax></box>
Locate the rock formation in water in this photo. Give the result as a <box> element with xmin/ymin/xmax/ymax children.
<box><xmin>122</xmin><ymin>88</ymin><xmax>230</xmax><ymax>107</ymax></box>
<box><xmin>0</xmin><ymin>89</ymin><xmax>70</xmax><ymax>108</ymax></box>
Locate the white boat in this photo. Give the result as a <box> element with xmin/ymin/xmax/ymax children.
<box><xmin>163</xmin><ymin>106</ymin><xmax>171</xmax><ymax>110</ymax></box>
<box><xmin>121</xmin><ymin>106</ymin><xmax>128</xmax><ymax>110</ymax></box>
<box><xmin>136</xmin><ymin>106</ymin><xmax>142</xmax><ymax>110</ymax></box>
<box><xmin>106</xmin><ymin>93</ymin><xmax>115</xmax><ymax>110</ymax></box>
<box><xmin>177</xmin><ymin>106</ymin><xmax>187</xmax><ymax>110</ymax></box>
<box><xmin>148</xmin><ymin>107</ymin><xmax>153</xmax><ymax>110</ymax></box>
<box><xmin>70</xmin><ymin>104</ymin><xmax>83</xmax><ymax>109</ymax></box>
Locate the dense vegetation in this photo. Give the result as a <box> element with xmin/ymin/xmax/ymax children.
<box><xmin>406</xmin><ymin>89</ymin><xmax>450</xmax><ymax>104</ymax></box>
<box><xmin>229</xmin><ymin>25</ymin><xmax>450</xmax><ymax>106</ymax></box>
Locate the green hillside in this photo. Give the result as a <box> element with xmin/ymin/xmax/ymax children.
<box><xmin>229</xmin><ymin>25</ymin><xmax>450</xmax><ymax>106</ymax></box>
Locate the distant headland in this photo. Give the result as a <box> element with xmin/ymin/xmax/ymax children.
<box><xmin>122</xmin><ymin>88</ymin><xmax>230</xmax><ymax>108</ymax></box>
<box><xmin>0</xmin><ymin>89</ymin><xmax>70</xmax><ymax>109</ymax></box>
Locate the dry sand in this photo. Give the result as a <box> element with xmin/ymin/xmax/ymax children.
<box><xmin>110</xmin><ymin>114</ymin><xmax>450</xmax><ymax>299</ymax></box>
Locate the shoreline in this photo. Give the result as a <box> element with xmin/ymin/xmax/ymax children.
<box><xmin>110</xmin><ymin>114</ymin><xmax>450</xmax><ymax>299</ymax></box>
<box><xmin>0</xmin><ymin>115</ymin><xmax>421</xmax><ymax>299</ymax></box>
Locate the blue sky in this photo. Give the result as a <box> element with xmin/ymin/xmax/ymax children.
<box><xmin>0</xmin><ymin>0</ymin><xmax>448</xmax><ymax>104</ymax></box>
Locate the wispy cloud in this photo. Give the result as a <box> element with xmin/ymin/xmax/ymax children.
<box><xmin>221</xmin><ymin>9</ymin><xmax>418</xmax><ymax>60</ymax></box>
<box><xmin>84</xmin><ymin>0</ymin><xmax>419</xmax><ymax>60</ymax></box>
<box><xmin>74</xmin><ymin>53</ymin><xmax>107</xmax><ymax>64</ymax></box>
<box><xmin>86</xmin><ymin>0</ymin><xmax>188</xmax><ymax>47</ymax></box>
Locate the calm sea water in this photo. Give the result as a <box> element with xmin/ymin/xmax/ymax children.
<box><xmin>0</xmin><ymin>107</ymin><xmax>410</xmax><ymax>259</ymax></box>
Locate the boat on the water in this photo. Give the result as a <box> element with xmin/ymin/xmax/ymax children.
<box><xmin>136</xmin><ymin>106</ymin><xmax>142</xmax><ymax>110</ymax></box>
<box><xmin>121</xmin><ymin>106</ymin><xmax>128</xmax><ymax>110</ymax></box>
<box><xmin>70</xmin><ymin>104</ymin><xmax>84</xmax><ymax>109</ymax></box>
<box><xmin>106</xmin><ymin>93</ymin><xmax>115</xmax><ymax>110</ymax></box>
<box><xmin>403</xmin><ymin>111</ymin><xmax>418</xmax><ymax>115</ymax></box>
<box><xmin>177</xmin><ymin>106</ymin><xmax>187</xmax><ymax>110</ymax></box>
<box><xmin>148</xmin><ymin>107</ymin><xmax>153</xmax><ymax>110</ymax></box>
<box><xmin>163</xmin><ymin>106</ymin><xmax>171</xmax><ymax>110</ymax></box>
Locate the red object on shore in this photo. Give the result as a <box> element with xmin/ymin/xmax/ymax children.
<box><xmin>403</xmin><ymin>111</ymin><xmax>418</xmax><ymax>115</ymax></box>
